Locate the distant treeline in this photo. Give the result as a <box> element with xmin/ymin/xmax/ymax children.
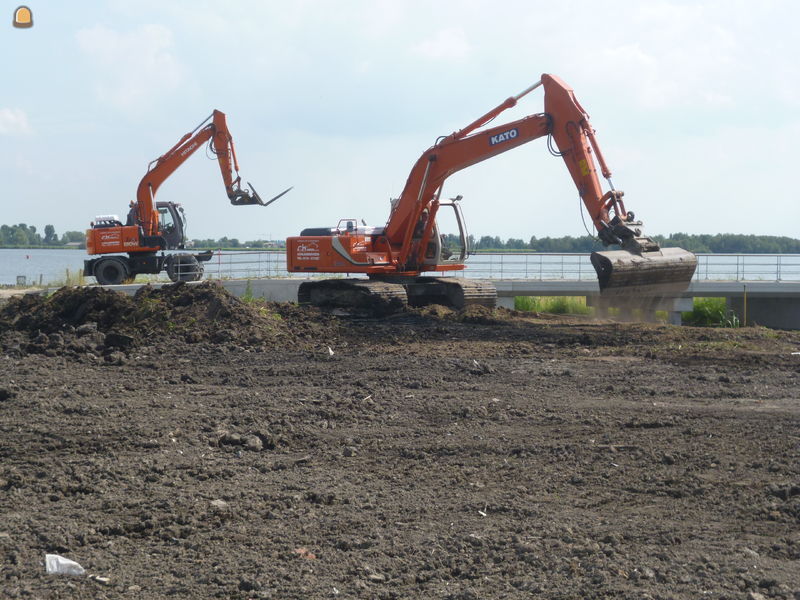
<box><xmin>195</xmin><ymin>233</ymin><xmax>800</xmax><ymax>254</ymax></box>
<box><xmin>0</xmin><ymin>224</ymin><xmax>85</xmax><ymax>248</ymax></box>
<box><xmin>453</xmin><ymin>233</ymin><xmax>800</xmax><ymax>254</ymax></box>
<box><xmin>652</xmin><ymin>233</ymin><xmax>800</xmax><ymax>254</ymax></box>
<box><xmin>191</xmin><ymin>237</ymin><xmax>284</xmax><ymax>249</ymax></box>
<box><xmin>4</xmin><ymin>223</ymin><xmax>799</xmax><ymax>254</ymax></box>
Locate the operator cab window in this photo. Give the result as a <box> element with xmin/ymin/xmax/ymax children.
<box><xmin>158</xmin><ymin>207</ymin><xmax>176</xmax><ymax>233</ymax></box>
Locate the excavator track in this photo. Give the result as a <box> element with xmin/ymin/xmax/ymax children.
<box><xmin>298</xmin><ymin>279</ymin><xmax>408</xmax><ymax>316</ymax></box>
<box><xmin>298</xmin><ymin>277</ymin><xmax>497</xmax><ymax>314</ymax></box>
<box><xmin>404</xmin><ymin>277</ymin><xmax>497</xmax><ymax>309</ymax></box>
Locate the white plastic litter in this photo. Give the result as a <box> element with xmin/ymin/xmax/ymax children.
<box><xmin>45</xmin><ymin>554</ymin><xmax>85</xmax><ymax>576</ymax></box>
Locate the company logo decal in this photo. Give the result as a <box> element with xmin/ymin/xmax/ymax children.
<box><xmin>296</xmin><ymin>239</ymin><xmax>320</xmax><ymax>261</ymax></box>
<box><xmin>489</xmin><ymin>128</ymin><xmax>518</xmax><ymax>146</ymax></box>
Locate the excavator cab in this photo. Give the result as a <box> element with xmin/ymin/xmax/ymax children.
<box><xmin>419</xmin><ymin>195</ymin><xmax>469</xmax><ymax>269</ymax></box>
<box><xmin>156</xmin><ymin>202</ymin><xmax>187</xmax><ymax>249</ymax></box>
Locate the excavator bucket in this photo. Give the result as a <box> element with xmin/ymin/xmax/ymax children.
<box><xmin>590</xmin><ymin>247</ymin><xmax>697</xmax><ymax>297</ymax></box>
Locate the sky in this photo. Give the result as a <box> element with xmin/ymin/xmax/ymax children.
<box><xmin>1</xmin><ymin>0</ymin><xmax>798</xmax><ymax>242</ymax></box>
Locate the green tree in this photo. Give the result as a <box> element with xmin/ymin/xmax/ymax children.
<box><xmin>13</xmin><ymin>228</ymin><xmax>28</xmax><ymax>246</ymax></box>
<box><xmin>476</xmin><ymin>236</ymin><xmax>494</xmax><ymax>250</ymax></box>
<box><xmin>61</xmin><ymin>231</ymin><xmax>86</xmax><ymax>244</ymax></box>
<box><xmin>44</xmin><ymin>224</ymin><xmax>57</xmax><ymax>244</ymax></box>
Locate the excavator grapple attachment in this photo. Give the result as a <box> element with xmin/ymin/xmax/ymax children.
<box><xmin>229</xmin><ymin>182</ymin><xmax>293</xmax><ymax>206</ymax></box>
<box><xmin>590</xmin><ymin>247</ymin><xmax>697</xmax><ymax>297</ymax></box>
<box><xmin>254</xmin><ymin>183</ymin><xmax>294</xmax><ymax>208</ymax></box>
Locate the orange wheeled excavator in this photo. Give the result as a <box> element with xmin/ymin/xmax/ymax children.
<box><xmin>288</xmin><ymin>74</ymin><xmax>696</xmax><ymax>310</ymax></box>
<box><xmin>85</xmin><ymin>110</ymin><xmax>289</xmax><ymax>285</ymax></box>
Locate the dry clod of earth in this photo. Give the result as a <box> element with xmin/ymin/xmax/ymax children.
<box><xmin>0</xmin><ymin>282</ymin><xmax>799</xmax><ymax>598</ymax></box>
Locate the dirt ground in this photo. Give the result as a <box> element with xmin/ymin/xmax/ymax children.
<box><xmin>0</xmin><ymin>283</ymin><xmax>798</xmax><ymax>599</ymax></box>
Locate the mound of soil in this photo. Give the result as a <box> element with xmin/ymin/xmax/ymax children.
<box><xmin>0</xmin><ymin>282</ymin><xmax>342</xmax><ymax>360</ymax></box>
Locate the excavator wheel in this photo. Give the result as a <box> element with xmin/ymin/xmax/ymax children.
<box><xmin>93</xmin><ymin>257</ymin><xmax>130</xmax><ymax>286</ymax></box>
<box><xmin>166</xmin><ymin>255</ymin><xmax>204</xmax><ymax>283</ymax></box>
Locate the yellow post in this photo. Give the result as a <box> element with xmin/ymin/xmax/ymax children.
<box><xmin>743</xmin><ymin>284</ymin><xmax>747</xmax><ymax>327</ymax></box>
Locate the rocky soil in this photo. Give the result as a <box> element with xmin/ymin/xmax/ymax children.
<box><xmin>0</xmin><ymin>283</ymin><xmax>798</xmax><ymax>599</ymax></box>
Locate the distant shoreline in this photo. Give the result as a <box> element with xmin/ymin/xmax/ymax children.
<box><xmin>0</xmin><ymin>246</ymin><xmax>84</xmax><ymax>250</ymax></box>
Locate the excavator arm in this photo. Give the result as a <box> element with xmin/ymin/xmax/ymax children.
<box><xmin>133</xmin><ymin>110</ymin><xmax>264</xmax><ymax>238</ymax></box>
<box><xmin>383</xmin><ymin>74</ymin><xmax>696</xmax><ymax>295</ymax></box>
<box><xmin>542</xmin><ymin>74</ymin><xmax>640</xmax><ymax>250</ymax></box>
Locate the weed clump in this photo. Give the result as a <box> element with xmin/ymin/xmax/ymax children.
<box><xmin>682</xmin><ymin>298</ymin><xmax>740</xmax><ymax>328</ymax></box>
<box><xmin>514</xmin><ymin>296</ymin><xmax>590</xmax><ymax>315</ymax></box>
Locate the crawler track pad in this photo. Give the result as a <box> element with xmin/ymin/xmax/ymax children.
<box><xmin>591</xmin><ymin>247</ymin><xmax>697</xmax><ymax>297</ymax></box>
<box><xmin>405</xmin><ymin>278</ymin><xmax>497</xmax><ymax>309</ymax></box>
<box><xmin>298</xmin><ymin>279</ymin><xmax>407</xmax><ymax>316</ymax></box>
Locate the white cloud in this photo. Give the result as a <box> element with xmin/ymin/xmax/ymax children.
<box><xmin>411</xmin><ymin>28</ymin><xmax>471</xmax><ymax>60</ymax></box>
<box><xmin>76</xmin><ymin>24</ymin><xmax>185</xmax><ymax>114</ymax></box>
<box><xmin>0</xmin><ymin>108</ymin><xmax>32</xmax><ymax>135</ymax></box>
<box><xmin>555</xmin><ymin>2</ymin><xmax>742</xmax><ymax>111</ymax></box>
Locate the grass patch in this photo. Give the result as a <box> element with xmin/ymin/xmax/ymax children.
<box><xmin>241</xmin><ymin>280</ymin><xmax>256</xmax><ymax>303</ymax></box>
<box><xmin>237</xmin><ymin>282</ymin><xmax>281</xmax><ymax>321</ymax></box>
<box><xmin>46</xmin><ymin>268</ymin><xmax>86</xmax><ymax>287</ymax></box>
<box><xmin>682</xmin><ymin>297</ymin><xmax>740</xmax><ymax>328</ymax></box>
<box><xmin>514</xmin><ymin>296</ymin><xmax>590</xmax><ymax>315</ymax></box>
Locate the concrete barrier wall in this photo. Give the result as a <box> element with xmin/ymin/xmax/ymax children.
<box><xmin>728</xmin><ymin>297</ymin><xmax>800</xmax><ymax>329</ymax></box>
<box><xmin>99</xmin><ymin>279</ymin><xmax>308</xmax><ymax>303</ymax></box>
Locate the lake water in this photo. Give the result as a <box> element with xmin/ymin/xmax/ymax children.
<box><xmin>2</xmin><ymin>248</ymin><xmax>798</xmax><ymax>286</ymax></box>
<box><xmin>0</xmin><ymin>248</ymin><xmax>87</xmax><ymax>286</ymax></box>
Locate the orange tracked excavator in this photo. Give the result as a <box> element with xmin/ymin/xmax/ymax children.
<box><xmin>85</xmin><ymin>110</ymin><xmax>290</xmax><ymax>285</ymax></box>
<box><xmin>288</xmin><ymin>74</ymin><xmax>696</xmax><ymax>310</ymax></box>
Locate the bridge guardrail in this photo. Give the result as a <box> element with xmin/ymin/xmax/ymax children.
<box><xmin>200</xmin><ymin>250</ymin><xmax>800</xmax><ymax>283</ymax></box>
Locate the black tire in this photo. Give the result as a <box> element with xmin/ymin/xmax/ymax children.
<box><xmin>93</xmin><ymin>257</ymin><xmax>130</xmax><ymax>285</ymax></box>
<box><xmin>166</xmin><ymin>255</ymin><xmax>203</xmax><ymax>282</ymax></box>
